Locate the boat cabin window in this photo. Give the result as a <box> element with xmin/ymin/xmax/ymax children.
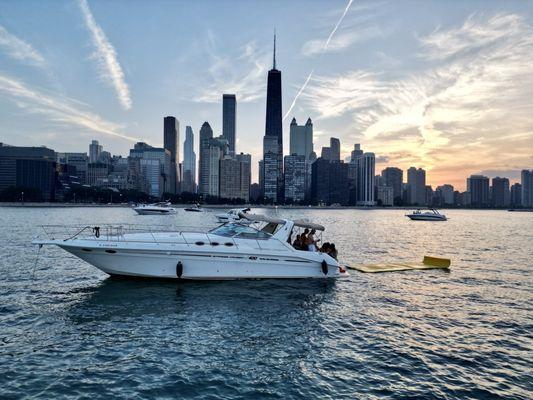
<box><xmin>209</xmin><ymin>224</ymin><xmax>271</xmax><ymax>239</ymax></box>
<box><xmin>260</xmin><ymin>222</ymin><xmax>280</xmax><ymax>235</ymax></box>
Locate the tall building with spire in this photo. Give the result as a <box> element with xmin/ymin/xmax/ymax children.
<box><xmin>262</xmin><ymin>32</ymin><xmax>283</xmax><ymax>202</ymax></box>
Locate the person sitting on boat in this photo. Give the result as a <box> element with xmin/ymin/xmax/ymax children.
<box><xmin>293</xmin><ymin>234</ymin><xmax>303</xmax><ymax>250</ymax></box>
<box><xmin>320</xmin><ymin>242</ymin><xmax>330</xmax><ymax>254</ymax></box>
<box><xmin>329</xmin><ymin>243</ymin><xmax>338</xmax><ymax>260</ymax></box>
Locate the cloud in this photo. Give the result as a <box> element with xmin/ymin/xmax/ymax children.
<box><xmin>78</xmin><ymin>0</ymin><xmax>132</xmax><ymax>110</ymax></box>
<box><xmin>193</xmin><ymin>39</ymin><xmax>269</xmax><ymax>103</ymax></box>
<box><xmin>284</xmin><ymin>0</ymin><xmax>356</xmax><ymax>121</ymax></box>
<box><xmin>0</xmin><ymin>74</ymin><xmax>139</xmax><ymax>142</ymax></box>
<box><xmin>301</xmin><ymin>13</ymin><xmax>533</xmax><ymax>187</ymax></box>
<box><xmin>302</xmin><ymin>25</ymin><xmax>384</xmax><ymax>56</ymax></box>
<box><xmin>0</xmin><ymin>24</ymin><xmax>46</xmax><ymax>67</ymax></box>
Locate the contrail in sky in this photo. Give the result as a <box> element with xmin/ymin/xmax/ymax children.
<box><xmin>283</xmin><ymin>0</ymin><xmax>354</xmax><ymax>121</ymax></box>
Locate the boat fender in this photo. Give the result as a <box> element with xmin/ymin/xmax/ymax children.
<box><xmin>176</xmin><ymin>261</ymin><xmax>183</xmax><ymax>278</ymax></box>
<box><xmin>321</xmin><ymin>260</ymin><xmax>328</xmax><ymax>275</ymax></box>
<box><xmin>93</xmin><ymin>226</ymin><xmax>100</xmax><ymax>238</ymax></box>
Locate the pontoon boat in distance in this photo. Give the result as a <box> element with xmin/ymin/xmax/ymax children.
<box><xmin>33</xmin><ymin>213</ymin><xmax>348</xmax><ymax>280</ymax></box>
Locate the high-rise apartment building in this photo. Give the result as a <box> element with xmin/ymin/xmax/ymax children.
<box><xmin>435</xmin><ymin>184</ymin><xmax>454</xmax><ymax>205</ymax></box>
<box><xmin>222</xmin><ymin>94</ymin><xmax>236</xmax><ymax>155</ymax></box>
<box><xmin>57</xmin><ymin>152</ymin><xmax>88</xmax><ymax>184</ymax></box>
<box><xmin>467</xmin><ymin>175</ymin><xmax>490</xmax><ymax>207</ymax></box>
<box><xmin>284</xmin><ymin>154</ymin><xmax>307</xmax><ymax>203</ymax></box>
<box><xmin>207</xmin><ymin>136</ymin><xmax>229</xmax><ymax>197</ymax></box>
<box><xmin>219</xmin><ymin>152</ymin><xmax>251</xmax><ymax>202</ymax></box>
<box><xmin>182</xmin><ymin>126</ymin><xmax>196</xmax><ymax>193</ymax></box>
<box><xmin>129</xmin><ymin>142</ymin><xmax>171</xmax><ymax>197</ymax></box>
<box><xmin>163</xmin><ymin>116</ymin><xmax>180</xmax><ymax>194</ymax></box>
<box><xmin>262</xmin><ymin>34</ymin><xmax>283</xmax><ymax>202</ymax></box>
<box><xmin>407</xmin><ymin>167</ymin><xmax>426</xmax><ymax>206</ymax></box>
<box><xmin>382</xmin><ymin>167</ymin><xmax>403</xmax><ymax>204</ymax></box>
<box><xmin>510</xmin><ymin>183</ymin><xmax>522</xmax><ymax>207</ymax></box>
<box><xmin>491</xmin><ymin>177</ymin><xmax>510</xmax><ymax>207</ymax></box>
<box><xmin>521</xmin><ymin>169</ymin><xmax>533</xmax><ymax>207</ymax></box>
<box><xmin>262</xmin><ymin>136</ymin><xmax>279</xmax><ymax>203</ymax></box>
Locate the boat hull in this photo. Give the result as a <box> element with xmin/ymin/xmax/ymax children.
<box><xmin>134</xmin><ymin>208</ymin><xmax>176</xmax><ymax>215</ymax></box>
<box><xmin>406</xmin><ymin>215</ymin><xmax>446</xmax><ymax>221</ymax></box>
<box><xmin>56</xmin><ymin>243</ymin><xmax>345</xmax><ymax>280</ymax></box>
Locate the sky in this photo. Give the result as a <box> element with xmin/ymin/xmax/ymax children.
<box><xmin>1</xmin><ymin>0</ymin><xmax>532</xmax><ymax>190</ymax></box>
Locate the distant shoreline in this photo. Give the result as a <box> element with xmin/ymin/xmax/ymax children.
<box><xmin>0</xmin><ymin>202</ymin><xmax>531</xmax><ymax>211</ymax></box>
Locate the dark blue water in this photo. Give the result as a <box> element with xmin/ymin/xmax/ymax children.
<box><xmin>1</xmin><ymin>207</ymin><xmax>532</xmax><ymax>399</ymax></box>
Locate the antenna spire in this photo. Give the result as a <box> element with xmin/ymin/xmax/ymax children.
<box><xmin>273</xmin><ymin>29</ymin><xmax>276</xmax><ymax>69</ymax></box>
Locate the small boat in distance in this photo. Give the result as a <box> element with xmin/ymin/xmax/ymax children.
<box><xmin>406</xmin><ymin>208</ymin><xmax>447</xmax><ymax>221</ymax></box>
<box><xmin>184</xmin><ymin>204</ymin><xmax>203</xmax><ymax>212</ymax></box>
<box><xmin>216</xmin><ymin>207</ymin><xmax>251</xmax><ymax>223</ymax></box>
<box><xmin>133</xmin><ymin>201</ymin><xmax>176</xmax><ymax>215</ymax></box>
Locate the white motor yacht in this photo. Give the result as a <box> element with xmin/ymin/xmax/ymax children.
<box><xmin>406</xmin><ymin>208</ymin><xmax>447</xmax><ymax>221</ymax></box>
<box><xmin>215</xmin><ymin>207</ymin><xmax>251</xmax><ymax>223</ymax></box>
<box><xmin>33</xmin><ymin>213</ymin><xmax>348</xmax><ymax>280</ymax></box>
<box><xmin>133</xmin><ymin>201</ymin><xmax>176</xmax><ymax>215</ymax></box>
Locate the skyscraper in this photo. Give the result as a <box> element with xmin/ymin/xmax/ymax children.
<box><xmin>284</xmin><ymin>154</ymin><xmax>307</xmax><ymax>203</ymax></box>
<box><xmin>382</xmin><ymin>167</ymin><xmax>403</xmax><ymax>204</ymax></box>
<box><xmin>407</xmin><ymin>167</ymin><xmax>426</xmax><ymax>206</ymax></box>
<box><xmin>289</xmin><ymin>118</ymin><xmax>314</xmax><ymax>161</ymax></box>
<box><xmin>467</xmin><ymin>175</ymin><xmax>490</xmax><ymax>207</ymax></box>
<box><xmin>199</xmin><ymin>122</ymin><xmax>213</xmax><ymax>196</ymax></box>
<box><xmin>262</xmin><ymin>135</ymin><xmax>279</xmax><ymax>203</ymax></box>
<box><xmin>491</xmin><ymin>177</ymin><xmax>510</xmax><ymax>207</ymax></box>
<box><xmin>321</xmin><ymin>138</ymin><xmax>340</xmax><ymax>161</ymax></box>
<box><xmin>182</xmin><ymin>126</ymin><xmax>196</xmax><ymax>193</ymax></box>
<box><xmin>89</xmin><ymin>140</ymin><xmax>102</xmax><ymax>163</ymax></box>
<box><xmin>356</xmin><ymin>152</ymin><xmax>375</xmax><ymax>206</ymax></box>
<box><xmin>207</xmin><ymin>136</ymin><xmax>229</xmax><ymax>197</ymax></box>
<box><xmin>435</xmin><ymin>184</ymin><xmax>454</xmax><ymax>205</ymax></box>
<box><xmin>222</xmin><ymin>94</ymin><xmax>236</xmax><ymax>155</ymax></box>
<box><xmin>262</xmin><ymin>33</ymin><xmax>283</xmax><ymax>202</ymax></box>
<box><xmin>521</xmin><ymin>169</ymin><xmax>533</xmax><ymax>207</ymax></box>
<box><xmin>510</xmin><ymin>183</ymin><xmax>522</xmax><ymax>207</ymax></box>
<box><xmin>163</xmin><ymin>116</ymin><xmax>180</xmax><ymax>193</ymax></box>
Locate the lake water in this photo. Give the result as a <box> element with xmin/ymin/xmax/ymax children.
<box><xmin>0</xmin><ymin>207</ymin><xmax>531</xmax><ymax>399</ymax></box>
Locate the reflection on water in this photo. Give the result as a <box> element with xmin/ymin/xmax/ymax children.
<box><xmin>0</xmin><ymin>207</ymin><xmax>532</xmax><ymax>399</ymax></box>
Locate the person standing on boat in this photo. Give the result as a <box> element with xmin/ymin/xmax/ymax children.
<box><xmin>307</xmin><ymin>229</ymin><xmax>318</xmax><ymax>252</ymax></box>
<box><xmin>300</xmin><ymin>229</ymin><xmax>309</xmax><ymax>250</ymax></box>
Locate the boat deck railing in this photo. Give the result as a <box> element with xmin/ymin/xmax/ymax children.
<box><xmin>37</xmin><ymin>224</ymin><xmax>286</xmax><ymax>251</ymax></box>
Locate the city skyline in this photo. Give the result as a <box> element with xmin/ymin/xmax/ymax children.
<box><xmin>1</xmin><ymin>1</ymin><xmax>533</xmax><ymax>190</ymax></box>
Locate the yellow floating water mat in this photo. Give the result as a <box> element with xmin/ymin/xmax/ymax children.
<box><xmin>347</xmin><ymin>256</ymin><xmax>451</xmax><ymax>273</ymax></box>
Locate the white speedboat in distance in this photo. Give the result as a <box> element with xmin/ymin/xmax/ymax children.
<box><xmin>133</xmin><ymin>201</ymin><xmax>176</xmax><ymax>215</ymax></box>
<box><xmin>184</xmin><ymin>204</ymin><xmax>203</xmax><ymax>212</ymax></box>
<box><xmin>406</xmin><ymin>209</ymin><xmax>447</xmax><ymax>221</ymax></box>
<box><xmin>216</xmin><ymin>207</ymin><xmax>251</xmax><ymax>223</ymax></box>
<box><xmin>33</xmin><ymin>213</ymin><xmax>348</xmax><ymax>280</ymax></box>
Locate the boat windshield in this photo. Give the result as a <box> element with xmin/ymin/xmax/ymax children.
<box><xmin>209</xmin><ymin>223</ymin><xmax>272</xmax><ymax>239</ymax></box>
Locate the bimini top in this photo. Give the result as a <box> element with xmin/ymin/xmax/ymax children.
<box><xmin>293</xmin><ymin>220</ymin><xmax>325</xmax><ymax>231</ymax></box>
<box><xmin>238</xmin><ymin>212</ymin><xmax>325</xmax><ymax>231</ymax></box>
